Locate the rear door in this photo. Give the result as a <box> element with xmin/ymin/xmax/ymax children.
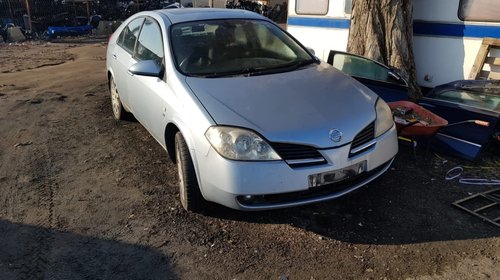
<box><xmin>112</xmin><ymin>17</ymin><xmax>144</xmax><ymax>110</ymax></box>
<box><xmin>419</xmin><ymin>89</ymin><xmax>500</xmax><ymax>160</ymax></box>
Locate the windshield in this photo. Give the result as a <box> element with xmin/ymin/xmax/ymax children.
<box><xmin>170</xmin><ymin>19</ymin><xmax>314</xmax><ymax>77</ymax></box>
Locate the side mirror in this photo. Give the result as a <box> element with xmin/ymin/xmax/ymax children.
<box><xmin>128</xmin><ymin>60</ymin><xmax>163</xmax><ymax>78</ymax></box>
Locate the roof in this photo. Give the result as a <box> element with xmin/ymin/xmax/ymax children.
<box><xmin>156</xmin><ymin>8</ymin><xmax>266</xmax><ymax>24</ymax></box>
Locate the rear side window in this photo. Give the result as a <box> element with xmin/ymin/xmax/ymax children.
<box><xmin>429</xmin><ymin>89</ymin><xmax>500</xmax><ymax>113</ymax></box>
<box><xmin>118</xmin><ymin>18</ymin><xmax>144</xmax><ymax>53</ymax></box>
<box><xmin>296</xmin><ymin>0</ymin><xmax>329</xmax><ymax>15</ymax></box>
<box><xmin>135</xmin><ymin>18</ymin><xmax>164</xmax><ymax>65</ymax></box>
<box><xmin>459</xmin><ymin>0</ymin><xmax>500</xmax><ymax>22</ymax></box>
<box><xmin>117</xmin><ymin>30</ymin><xmax>125</xmax><ymax>45</ymax></box>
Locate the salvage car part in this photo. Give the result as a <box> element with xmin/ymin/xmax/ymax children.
<box><xmin>328</xmin><ymin>51</ymin><xmax>500</xmax><ymax>160</ymax></box>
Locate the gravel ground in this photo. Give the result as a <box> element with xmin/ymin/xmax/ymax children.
<box><xmin>0</xmin><ymin>41</ymin><xmax>498</xmax><ymax>280</ymax></box>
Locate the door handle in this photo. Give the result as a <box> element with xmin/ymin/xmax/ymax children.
<box><xmin>112</xmin><ymin>54</ymin><xmax>117</xmax><ymax>59</ymax></box>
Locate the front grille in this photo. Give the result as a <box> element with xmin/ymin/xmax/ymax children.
<box><xmin>237</xmin><ymin>160</ymin><xmax>391</xmax><ymax>207</ymax></box>
<box><xmin>272</xmin><ymin>142</ymin><xmax>322</xmax><ymax>160</ymax></box>
<box><xmin>271</xmin><ymin>142</ymin><xmax>326</xmax><ymax>167</ymax></box>
<box><xmin>350</xmin><ymin>122</ymin><xmax>375</xmax><ymax>156</ymax></box>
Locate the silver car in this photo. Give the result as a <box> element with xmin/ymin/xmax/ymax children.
<box><xmin>106</xmin><ymin>8</ymin><xmax>398</xmax><ymax>211</ymax></box>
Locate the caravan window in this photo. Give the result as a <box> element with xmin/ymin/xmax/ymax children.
<box><xmin>344</xmin><ymin>0</ymin><xmax>353</xmax><ymax>14</ymax></box>
<box><xmin>296</xmin><ymin>0</ymin><xmax>329</xmax><ymax>15</ymax></box>
<box><xmin>458</xmin><ymin>0</ymin><xmax>500</xmax><ymax>22</ymax></box>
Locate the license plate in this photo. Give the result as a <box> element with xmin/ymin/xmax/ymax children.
<box><xmin>308</xmin><ymin>161</ymin><xmax>367</xmax><ymax>188</ymax></box>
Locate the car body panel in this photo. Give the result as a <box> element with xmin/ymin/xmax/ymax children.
<box><xmin>355</xmin><ymin>77</ymin><xmax>410</xmax><ymax>103</ymax></box>
<box><xmin>157</xmin><ymin>8</ymin><xmax>264</xmax><ymax>24</ymax></box>
<box><xmin>197</xmin><ymin>125</ymin><xmax>398</xmax><ymax>210</ymax></box>
<box><xmin>186</xmin><ymin>63</ymin><xmax>377</xmax><ymax>148</ymax></box>
<box><xmin>422</xmin><ymin>80</ymin><xmax>500</xmax><ymax>160</ymax></box>
<box><xmin>128</xmin><ymin>74</ymin><xmax>169</xmax><ymax>140</ymax></box>
<box><xmin>109</xmin><ymin>38</ymin><xmax>135</xmax><ymax>109</ymax></box>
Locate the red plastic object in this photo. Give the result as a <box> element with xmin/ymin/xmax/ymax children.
<box><xmin>388</xmin><ymin>101</ymin><xmax>448</xmax><ymax>137</ymax></box>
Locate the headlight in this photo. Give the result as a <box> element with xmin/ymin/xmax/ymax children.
<box><xmin>374</xmin><ymin>98</ymin><xmax>394</xmax><ymax>137</ymax></box>
<box><xmin>205</xmin><ymin>126</ymin><xmax>281</xmax><ymax>161</ymax></box>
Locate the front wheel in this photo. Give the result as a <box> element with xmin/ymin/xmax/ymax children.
<box><xmin>175</xmin><ymin>132</ymin><xmax>206</xmax><ymax>212</ymax></box>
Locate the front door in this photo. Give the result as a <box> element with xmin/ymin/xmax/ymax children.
<box><xmin>127</xmin><ymin>17</ymin><xmax>171</xmax><ymax>142</ymax></box>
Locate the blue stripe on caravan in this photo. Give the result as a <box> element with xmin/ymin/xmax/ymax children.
<box><xmin>287</xmin><ymin>16</ymin><xmax>500</xmax><ymax>38</ymax></box>
<box><xmin>287</xmin><ymin>17</ymin><xmax>350</xmax><ymax>29</ymax></box>
<box><xmin>413</xmin><ymin>21</ymin><xmax>500</xmax><ymax>38</ymax></box>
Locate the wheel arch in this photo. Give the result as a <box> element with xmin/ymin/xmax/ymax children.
<box><xmin>165</xmin><ymin>121</ymin><xmax>208</xmax><ymax>203</ymax></box>
<box><xmin>165</xmin><ymin>122</ymin><xmax>180</xmax><ymax>163</ymax></box>
<box><xmin>107</xmin><ymin>70</ymin><xmax>113</xmax><ymax>89</ymax></box>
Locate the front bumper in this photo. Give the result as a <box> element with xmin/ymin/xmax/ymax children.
<box><xmin>196</xmin><ymin>124</ymin><xmax>398</xmax><ymax>210</ymax></box>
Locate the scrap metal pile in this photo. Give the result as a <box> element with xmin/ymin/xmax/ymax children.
<box><xmin>0</xmin><ymin>0</ymin><xmax>289</xmax><ymax>42</ymax></box>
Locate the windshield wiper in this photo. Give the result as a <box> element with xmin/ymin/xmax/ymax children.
<box><xmin>257</xmin><ymin>58</ymin><xmax>317</xmax><ymax>74</ymax></box>
<box><xmin>203</xmin><ymin>67</ymin><xmax>268</xmax><ymax>78</ymax></box>
<box><xmin>287</xmin><ymin>58</ymin><xmax>317</xmax><ymax>70</ymax></box>
<box><xmin>196</xmin><ymin>59</ymin><xmax>317</xmax><ymax>78</ymax></box>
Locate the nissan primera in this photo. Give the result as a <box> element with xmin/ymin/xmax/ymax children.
<box><xmin>106</xmin><ymin>8</ymin><xmax>398</xmax><ymax>211</ymax></box>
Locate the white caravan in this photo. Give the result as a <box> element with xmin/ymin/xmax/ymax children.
<box><xmin>287</xmin><ymin>0</ymin><xmax>500</xmax><ymax>87</ymax></box>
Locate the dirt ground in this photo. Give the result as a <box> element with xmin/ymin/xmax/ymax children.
<box><xmin>0</xmin><ymin>41</ymin><xmax>499</xmax><ymax>280</ymax></box>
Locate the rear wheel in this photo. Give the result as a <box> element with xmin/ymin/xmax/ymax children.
<box><xmin>175</xmin><ymin>132</ymin><xmax>205</xmax><ymax>212</ymax></box>
<box><xmin>109</xmin><ymin>76</ymin><xmax>125</xmax><ymax>120</ymax></box>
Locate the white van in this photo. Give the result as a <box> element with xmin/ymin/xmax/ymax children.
<box><xmin>287</xmin><ymin>0</ymin><xmax>500</xmax><ymax>87</ymax></box>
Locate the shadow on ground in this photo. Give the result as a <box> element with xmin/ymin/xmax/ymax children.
<box><xmin>0</xmin><ymin>219</ymin><xmax>175</xmax><ymax>280</ymax></box>
<box><xmin>202</xmin><ymin>147</ymin><xmax>500</xmax><ymax>245</ymax></box>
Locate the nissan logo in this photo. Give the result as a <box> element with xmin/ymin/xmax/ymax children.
<box><xmin>329</xmin><ymin>129</ymin><xmax>343</xmax><ymax>142</ymax></box>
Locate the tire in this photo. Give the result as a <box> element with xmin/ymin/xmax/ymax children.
<box><xmin>175</xmin><ymin>132</ymin><xmax>205</xmax><ymax>212</ymax></box>
<box><xmin>109</xmin><ymin>76</ymin><xmax>126</xmax><ymax>120</ymax></box>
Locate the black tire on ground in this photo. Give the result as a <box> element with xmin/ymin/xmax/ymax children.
<box><xmin>175</xmin><ymin>132</ymin><xmax>206</xmax><ymax>212</ymax></box>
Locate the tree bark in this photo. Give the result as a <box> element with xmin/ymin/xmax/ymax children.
<box><xmin>347</xmin><ymin>0</ymin><xmax>421</xmax><ymax>99</ymax></box>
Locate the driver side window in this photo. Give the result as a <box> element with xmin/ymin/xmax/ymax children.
<box><xmin>134</xmin><ymin>18</ymin><xmax>164</xmax><ymax>67</ymax></box>
<box><xmin>118</xmin><ymin>18</ymin><xmax>144</xmax><ymax>53</ymax></box>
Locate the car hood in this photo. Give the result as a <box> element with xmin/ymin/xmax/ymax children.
<box><xmin>186</xmin><ymin>63</ymin><xmax>378</xmax><ymax>148</ymax></box>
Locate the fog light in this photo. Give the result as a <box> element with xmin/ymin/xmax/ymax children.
<box><xmin>310</xmin><ymin>174</ymin><xmax>320</xmax><ymax>188</ymax></box>
<box><xmin>358</xmin><ymin>163</ymin><xmax>366</xmax><ymax>174</ymax></box>
<box><xmin>243</xmin><ymin>195</ymin><xmax>252</xmax><ymax>200</ymax></box>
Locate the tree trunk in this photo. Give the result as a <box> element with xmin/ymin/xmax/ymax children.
<box><xmin>347</xmin><ymin>0</ymin><xmax>421</xmax><ymax>99</ymax></box>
